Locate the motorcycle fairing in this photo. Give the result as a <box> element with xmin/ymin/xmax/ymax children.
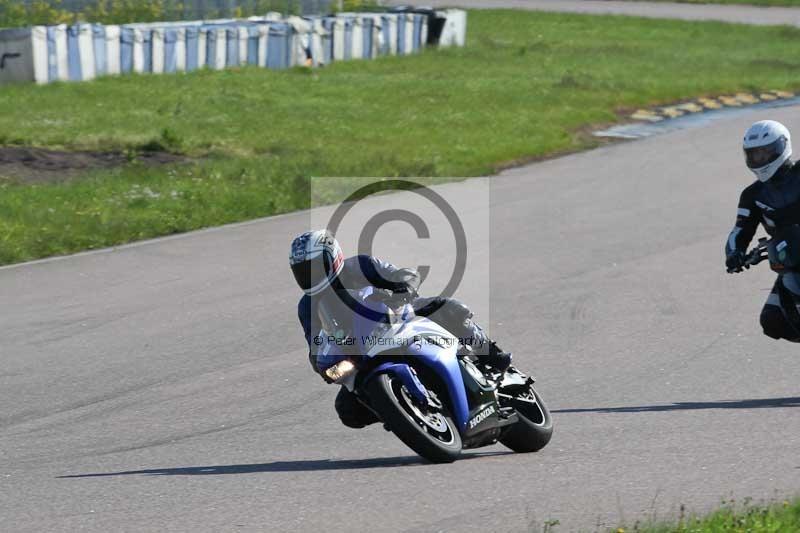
<box><xmin>361</xmin><ymin>334</ymin><xmax>471</xmax><ymax>432</ymax></box>
<box><xmin>340</xmin><ymin>287</ymin><xmax>470</xmax><ymax>430</ymax></box>
<box><xmin>365</xmin><ymin>317</ymin><xmax>457</xmax><ymax>358</ymax></box>
<box><xmin>458</xmin><ymin>358</ymin><xmax>519</xmax><ymax>443</ymax></box>
<box><xmin>363</xmin><ymin>363</ymin><xmax>432</xmax><ymax>407</ymax></box>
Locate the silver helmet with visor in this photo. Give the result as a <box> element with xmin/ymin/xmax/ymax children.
<box><xmin>290</xmin><ymin>230</ymin><xmax>345</xmax><ymax>295</ymax></box>
<box><xmin>743</xmin><ymin>120</ymin><xmax>792</xmax><ymax>182</ymax></box>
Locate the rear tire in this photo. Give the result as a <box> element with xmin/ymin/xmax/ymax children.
<box><xmin>499</xmin><ymin>384</ymin><xmax>553</xmax><ymax>453</ymax></box>
<box><xmin>367</xmin><ymin>373</ymin><xmax>462</xmax><ymax>463</ymax></box>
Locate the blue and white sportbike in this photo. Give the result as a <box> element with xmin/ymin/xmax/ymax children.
<box><xmin>316</xmin><ymin>286</ymin><xmax>553</xmax><ymax>463</ymax></box>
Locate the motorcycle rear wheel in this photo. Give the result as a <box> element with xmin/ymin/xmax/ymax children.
<box><xmin>499</xmin><ymin>384</ymin><xmax>553</xmax><ymax>453</ymax></box>
<box><xmin>367</xmin><ymin>373</ymin><xmax>462</xmax><ymax>463</ymax></box>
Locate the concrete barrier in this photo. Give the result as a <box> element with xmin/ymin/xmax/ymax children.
<box><xmin>0</xmin><ymin>10</ymin><xmax>466</xmax><ymax>84</ymax></box>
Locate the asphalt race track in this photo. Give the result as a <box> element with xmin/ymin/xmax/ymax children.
<box><xmin>3</xmin><ymin>104</ymin><xmax>800</xmax><ymax>530</ymax></box>
<box><xmin>386</xmin><ymin>0</ymin><xmax>800</xmax><ymax>27</ymax></box>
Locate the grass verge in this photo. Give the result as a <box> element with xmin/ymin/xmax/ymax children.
<box><xmin>615</xmin><ymin>498</ymin><xmax>800</xmax><ymax>532</ymax></box>
<box><xmin>4</xmin><ymin>10</ymin><xmax>800</xmax><ymax>265</ymax></box>
<box><xmin>628</xmin><ymin>1</ymin><xmax>800</xmax><ymax>6</ymax></box>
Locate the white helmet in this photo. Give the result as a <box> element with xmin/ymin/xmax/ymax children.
<box><xmin>743</xmin><ymin>120</ymin><xmax>792</xmax><ymax>182</ymax></box>
<box><xmin>289</xmin><ymin>230</ymin><xmax>344</xmax><ymax>295</ymax></box>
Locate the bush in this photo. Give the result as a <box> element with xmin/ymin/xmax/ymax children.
<box><xmin>0</xmin><ymin>0</ymin><xmax>380</xmax><ymax>28</ymax></box>
<box><xmin>0</xmin><ymin>0</ymin><xmax>74</xmax><ymax>27</ymax></box>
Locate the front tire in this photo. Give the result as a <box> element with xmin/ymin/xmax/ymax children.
<box><xmin>367</xmin><ymin>373</ymin><xmax>462</xmax><ymax>463</ymax></box>
<box><xmin>499</xmin><ymin>384</ymin><xmax>553</xmax><ymax>453</ymax></box>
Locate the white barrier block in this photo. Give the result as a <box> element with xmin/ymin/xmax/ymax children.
<box><xmin>309</xmin><ymin>18</ymin><xmax>326</xmax><ymax>66</ymax></box>
<box><xmin>105</xmin><ymin>25</ymin><xmax>121</xmax><ymax>75</ymax></box>
<box><xmin>198</xmin><ymin>30</ymin><xmax>207</xmax><ymax>68</ymax></box>
<box><xmin>387</xmin><ymin>15</ymin><xmax>398</xmax><ymax>55</ymax></box>
<box><xmin>351</xmin><ymin>18</ymin><xmax>363</xmax><ymax>60</ymax></box>
<box><xmin>439</xmin><ymin>9</ymin><xmax>467</xmax><ymax>48</ymax></box>
<box><xmin>213</xmin><ymin>28</ymin><xmax>226</xmax><ymax>70</ymax></box>
<box><xmin>151</xmin><ymin>28</ymin><xmax>165</xmax><ymax>74</ymax></box>
<box><xmin>32</xmin><ymin>26</ymin><xmax>49</xmax><ymax>84</ymax></box>
<box><xmin>238</xmin><ymin>26</ymin><xmax>248</xmax><ymax>66</ymax></box>
<box><xmin>175</xmin><ymin>28</ymin><xmax>186</xmax><ymax>72</ymax></box>
<box><xmin>77</xmin><ymin>25</ymin><xmax>96</xmax><ymax>80</ymax></box>
<box><xmin>258</xmin><ymin>24</ymin><xmax>269</xmax><ymax>66</ymax></box>
<box><xmin>333</xmin><ymin>18</ymin><xmax>345</xmax><ymax>61</ymax></box>
<box><xmin>54</xmin><ymin>25</ymin><xmax>68</xmax><ymax>81</ymax></box>
<box><xmin>404</xmin><ymin>14</ymin><xmax>414</xmax><ymax>55</ymax></box>
<box><xmin>132</xmin><ymin>28</ymin><xmax>145</xmax><ymax>73</ymax></box>
<box><xmin>371</xmin><ymin>17</ymin><xmax>381</xmax><ymax>58</ymax></box>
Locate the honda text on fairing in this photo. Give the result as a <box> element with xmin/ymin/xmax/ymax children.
<box><xmin>314</xmin><ymin>286</ymin><xmax>552</xmax><ymax>463</ymax></box>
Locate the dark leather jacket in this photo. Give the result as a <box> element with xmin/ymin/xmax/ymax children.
<box><xmin>726</xmin><ymin>161</ymin><xmax>800</xmax><ymax>257</ymax></box>
<box><xmin>297</xmin><ymin>255</ymin><xmax>419</xmax><ymax>372</ymax></box>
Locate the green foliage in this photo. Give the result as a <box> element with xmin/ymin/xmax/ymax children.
<box><xmin>0</xmin><ymin>0</ymin><xmax>74</xmax><ymax>27</ymax></box>
<box><xmin>617</xmin><ymin>498</ymin><xmax>800</xmax><ymax>532</ymax></box>
<box><xmin>80</xmin><ymin>0</ymin><xmax>169</xmax><ymax>25</ymax></box>
<box><xmin>338</xmin><ymin>0</ymin><xmax>381</xmax><ymax>12</ymax></box>
<box><xmin>0</xmin><ymin>0</ymin><xmax>30</xmax><ymax>28</ymax></box>
<box><xmin>0</xmin><ymin>0</ymin><xmax>377</xmax><ymax>27</ymax></box>
<box><xmin>27</xmin><ymin>0</ymin><xmax>74</xmax><ymax>24</ymax></box>
<box><xmin>2</xmin><ymin>10</ymin><xmax>800</xmax><ymax>264</ymax></box>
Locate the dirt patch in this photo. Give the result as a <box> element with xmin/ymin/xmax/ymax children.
<box><xmin>0</xmin><ymin>147</ymin><xmax>188</xmax><ymax>185</ymax></box>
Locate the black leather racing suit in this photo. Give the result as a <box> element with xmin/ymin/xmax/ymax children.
<box><xmin>725</xmin><ymin>161</ymin><xmax>800</xmax><ymax>341</ymax></box>
<box><xmin>297</xmin><ymin>255</ymin><xmax>493</xmax><ymax>428</ymax></box>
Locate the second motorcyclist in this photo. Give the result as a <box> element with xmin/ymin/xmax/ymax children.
<box><xmin>725</xmin><ymin>119</ymin><xmax>800</xmax><ymax>342</ymax></box>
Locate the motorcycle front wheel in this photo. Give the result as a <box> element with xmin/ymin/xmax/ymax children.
<box><xmin>367</xmin><ymin>373</ymin><xmax>462</xmax><ymax>463</ymax></box>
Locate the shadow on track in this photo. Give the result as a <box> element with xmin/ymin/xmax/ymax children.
<box><xmin>58</xmin><ymin>451</ymin><xmax>513</xmax><ymax>479</ymax></box>
<box><xmin>553</xmin><ymin>396</ymin><xmax>800</xmax><ymax>414</ymax></box>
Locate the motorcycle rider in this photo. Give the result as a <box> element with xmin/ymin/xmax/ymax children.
<box><xmin>726</xmin><ymin>119</ymin><xmax>800</xmax><ymax>342</ymax></box>
<box><xmin>290</xmin><ymin>229</ymin><xmax>511</xmax><ymax>428</ymax></box>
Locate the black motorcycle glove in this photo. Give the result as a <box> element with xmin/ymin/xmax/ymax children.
<box><xmin>389</xmin><ymin>268</ymin><xmax>421</xmax><ymax>294</ymax></box>
<box><xmin>393</xmin><ymin>283</ymin><xmax>418</xmax><ymax>302</ymax></box>
<box><xmin>726</xmin><ymin>250</ymin><xmax>748</xmax><ymax>273</ymax></box>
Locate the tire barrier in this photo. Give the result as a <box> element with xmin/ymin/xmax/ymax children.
<box><xmin>0</xmin><ymin>9</ymin><xmax>467</xmax><ymax>85</ymax></box>
<box><xmin>629</xmin><ymin>90</ymin><xmax>797</xmax><ymax>123</ymax></box>
<box><xmin>594</xmin><ymin>90</ymin><xmax>800</xmax><ymax>139</ymax></box>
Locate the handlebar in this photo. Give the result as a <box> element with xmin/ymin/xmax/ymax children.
<box><xmin>728</xmin><ymin>237</ymin><xmax>769</xmax><ymax>273</ymax></box>
<box><xmin>367</xmin><ymin>287</ymin><xmax>418</xmax><ymax>308</ymax></box>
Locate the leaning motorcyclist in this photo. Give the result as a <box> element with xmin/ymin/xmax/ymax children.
<box><xmin>725</xmin><ymin>119</ymin><xmax>800</xmax><ymax>342</ymax></box>
<box><xmin>290</xmin><ymin>229</ymin><xmax>511</xmax><ymax>428</ymax></box>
